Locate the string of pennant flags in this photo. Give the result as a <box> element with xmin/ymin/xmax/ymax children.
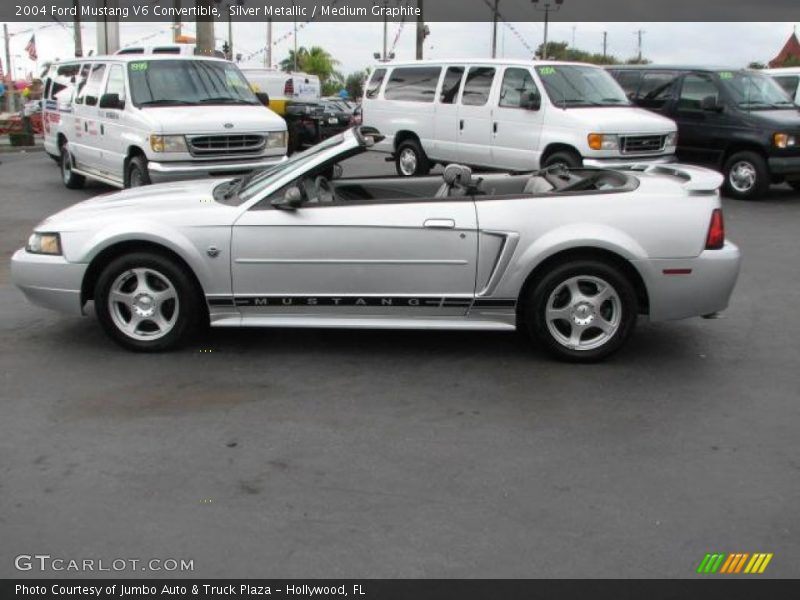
<box><xmin>479</xmin><ymin>0</ymin><xmax>539</xmax><ymax>57</ymax></box>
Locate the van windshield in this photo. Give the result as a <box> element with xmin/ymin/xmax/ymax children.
<box><xmin>536</xmin><ymin>65</ymin><xmax>630</xmax><ymax>107</ymax></box>
<box><xmin>127</xmin><ymin>59</ymin><xmax>260</xmax><ymax>107</ymax></box>
<box><xmin>718</xmin><ymin>71</ymin><xmax>796</xmax><ymax>109</ymax></box>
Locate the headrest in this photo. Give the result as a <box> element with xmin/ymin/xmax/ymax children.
<box><xmin>442</xmin><ymin>164</ymin><xmax>473</xmax><ymax>187</ymax></box>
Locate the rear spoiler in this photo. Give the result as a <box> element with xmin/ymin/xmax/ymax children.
<box><xmin>625</xmin><ymin>163</ymin><xmax>725</xmax><ymax>194</ymax></box>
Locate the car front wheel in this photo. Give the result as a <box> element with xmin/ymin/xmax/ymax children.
<box><xmin>525</xmin><ymin>260</ymin><xmax>638</xmax><ymax>362</ymax></box>
<box><xmin>94</xmin><ymin>252</ymin><xmax>203</xmax><ymax>352</ymax></box>
<box><xmin>723</xmin><ymin>151</ymin><xmax>769</xmax><ymax>200</ymax></box>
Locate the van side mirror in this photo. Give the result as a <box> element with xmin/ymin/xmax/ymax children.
<box><xmin>99</xmin><ymin>93</ymin><xmax>124</xmax><ymax>110</ymax></box>
<box><xmin>271</xmin><ymin>186</ymin><xmax>304</xmax><ymax>210</ymax></box>
<box><xmin>255</xmin><ymin>92</ymin><xmax>270</xmax><ymax>107</ymax></box>
<box><xmin>332</xmin><ymin>163</ymin><xmax>343</xmax><ymax>180</ymax></box>
<box><xmin>701</xmin><ymin>95</ymin><xmax>723</xmax><ymax>112</ymax></box>
<box><xmin>522</xmin><ymin>92</ymin><xmax>541</xmax><ymax>111</ymax></box>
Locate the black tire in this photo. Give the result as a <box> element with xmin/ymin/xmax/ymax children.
<box><xmin>525</xmin><ymin>259</ymin><xmax>638</xmax><ymax>363</ymax></box>
<box><xmin>94</xmin><ymin>252</ymin><xmax>203</xmax><ymax>352</ymax></box>
<box><xmin>542</xmin><ymin>150</ymin><xmax>582</xmax><ymax>170</ymax></box>
<box><xmin>788</xmin><ymin>180</ymin><xmax>800</xmax><ymax>192</ymax></box>
<box><xmin>395</xmin><ymin>138</ymin><xmax>431</xmax><ymax>177</ymax></box>
<box><xmin>126</xmin><ymin>155</ymin><xmax>152</xmax><ymax>188</ymax></box>
<box><xmin>722</xmin><ymin>151</ymin><xmax>769</xmax><ymax>200</ymax></box>
<box><xmin>60</xmin><ymin>143</ymin><xmax>85</xmax><ymax>189</ymax></box>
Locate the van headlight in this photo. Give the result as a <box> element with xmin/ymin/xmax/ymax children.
<box><xmin>150</xmin><ymin>134</ymin><xmax>188</xmax><ymax>153</ymax></box>
<box><xmin>588</xmin><ymin>133</ymin><xmax>619</xmax><ymax>151</ymax></box>
<box><xmin>774</xmin><ymin>133</ymin><xmax>797</xmax><ymax>148</ymax></box>
<box><xmin>266</xmin><ymin>131</ymin><xmax>287</xmax><ymax>149</ymax></box>
<box><xmin>27</xmin><ymin>232</ymin><xmax>62</xmax><ymax>255</ymax></box>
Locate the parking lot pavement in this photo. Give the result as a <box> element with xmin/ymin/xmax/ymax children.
<box><xmin>1</xmin><ymin>151</ymin><xmax>799</xmax><ymax>579</ymax></box>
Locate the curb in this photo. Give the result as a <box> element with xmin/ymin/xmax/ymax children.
<box><xmin>0</xmin><ymin>145</ymin><xmax>46</xmax><ymax>155</ymax></box>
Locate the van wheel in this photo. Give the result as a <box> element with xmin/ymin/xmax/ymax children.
<box><xmin>524</xmin><ymin>259</ymin><xmax>637</xmax><ymax>363</ymax></box>
<box><xmin>723</xmin><ymin>151</ymin><xmax>769</xmax><ymax>200</ymax></box>
<box><xmin>94</xmin><ymin>252</ymin><xmax>202</xmax><ymax>352</ymax></box>
<box><xmin>395</xmin><ymin>139</ymin><xmax>431</xmax><ymax>177</ymax></box>
<box><xmin>126</xmin><ymin>156</ymin><xmax>151</xmax><ymax>188</ymax></box>
<box><xmin>542</xmin><ymin>151</ymin><xmax>581</xmax><ymax>170</ymax></box>
<box><xmin>60</xmin><ymin>144</ymin><xmax>85</xmax><ymax>189</ymax></box>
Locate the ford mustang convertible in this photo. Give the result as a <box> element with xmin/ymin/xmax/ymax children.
<box><xmin>12</xmin><ymin>127</ymin><xmax>741</xmax><ymax>361</ymax></box>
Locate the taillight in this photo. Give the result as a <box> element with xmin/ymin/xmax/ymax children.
<box><xmin>284</xmin><ymin>78</ymin><xmax>294</xmax><ymax>97</ymax></box>
<box><xmin>705</xmin><ymin>209</ymin><xmax>725</xmax><ymax>250</ymax></box>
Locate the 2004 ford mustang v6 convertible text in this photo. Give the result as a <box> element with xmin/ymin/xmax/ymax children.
<box><xmin>12</xmin><ymin>127</ymin><xmax>741</xmax><ymax>362</ymax></box>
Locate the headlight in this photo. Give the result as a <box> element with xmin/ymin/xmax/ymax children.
<box><xmin>27</xmin><ymin>232</ymin><xmax>62</xmax><ymax>255</ymax></box>
<box><xmin>588</xmin><ymin>133</ymin><xmax>619</xmax><ymax>151</ymax></box>
<box><xmin>774</xmin><ymin>133</ymin><xmax>797</xmax><ymax>148</ymax></box>
<box><xmin>266</xmin><ymin>131</ymin><xmax>287</xmax><ymax>149</ymax></box>
<box><xmin>666</xmin><ymin>131</ymin><xmax>679</xmax><ymax>147</ymax></box>
<box><xmin>150</xmin><ymin>134</ymin><xmax>188</xmax><ymax>153</ymax></box>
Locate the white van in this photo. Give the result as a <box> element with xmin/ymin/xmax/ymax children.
<box><xmin>362</xmin><ymin>59</ymin><xmax>678</xmax><ymax>176</ymax></box>
<box><xmin>764</xmin><ymin>67</ymin><xmax>800</xmax><ymax>106</ymax></box>
<box><xmin>42</xmin><ymin>54</ymin><xmax>287</xmax><ymax>189</ymax></box>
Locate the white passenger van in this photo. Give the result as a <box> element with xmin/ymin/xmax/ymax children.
<box><xmin>362</xmin><ymin>59</ymin><xmax>678</xmax><ymax>176</ymax></box>
<box><xmin>764</xmin><ymin>67</ymin><xmax>800</xmax><ymax>106</ymax></box>
<box><xmin>42</xmin><ymin>54</ymin><xmax>287</xmax><ymax>189</ymax></box>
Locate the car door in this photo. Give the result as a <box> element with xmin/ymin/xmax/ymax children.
<box><xmin>71</xmin><ymin>62</ymin><xmax>107</xmax><ymax>174</ymax></box>
<box><xmin>673</xmin><ymin>72</ymin><xmax>731</xmax><ymax>166</ymax></box>
<box><xmin>97</xmin><ymin>63</ymin><xmax>128</xmax><ymax>181</ymax></box>
<box><xmin>457</xmin><ymin>66</ymin><xmax>497</xmax><ymax>167</ymax></box>
<box><xmin>432</xmin><ymin>65</ymin><xmax>465</xmax><ymax>162</ymax></box>
<box><xmin>491</xmin><ymin>66</ymin><xmax>545</xmax><ymax>171</ymax></box>
<box><xmin>230</xmin><ymin>192</ymin><xmax>479</xmax><ymax>318</ymax></box>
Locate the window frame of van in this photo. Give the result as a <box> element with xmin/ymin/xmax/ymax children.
<box><xmin>438</xmin><ymin>65</ymin><xmax>466</xmax><ymax>105</ymax></box>
<box><xmin>73</xmin><ymin>62</ymin><xmax>92</xmax><ymax>105</ymax></box>
<box><xmin>675</xmin><ymin>72</ymin><xmax>720</xmax><ymax>113</ymax></box>
<box><xmin>383</xmin><ymin>65</ymin><xmax>442</xmax><ymax>103</ymax></box>
<box><xmin>78</xmin><ymin>62</ymin><xmax>109</xmax><ymax>108</ymax></box>
<box><xmin>365</xmin><ymin>68</ymin><xmax>388</xmax><ymax>99</ymax></box>
<box><xmin>497</xmin><ymin>66</ymin><xmax>542</xmax><ymax>110</ymax></box>
<box><xmin>102</xmin><ymin>63</ymin><xmax>128</xmax><ymax>108</ymax></box>
<box><xmin>460</xmin><ymin>66</ymin><xmax>497</xmax><ymax>107</ymax></box>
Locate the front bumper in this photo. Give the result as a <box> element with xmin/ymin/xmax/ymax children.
<box><xmin>147</xmin><ymin>155</ymin><xmax>287</xmax><ymax>184</ymax></box>
<box><xmin>632</xmin><ymin>242</ymin><xmax>742</xmax><ymax>322</ymax></box>
<box><xmin>767</xmin><ymin>155</ymin><xmax>800</xmax><ymax>176</ymax></box>
<box><xmin>583</xmin><ymin>154</ymin><xmax>677</xmax><ymax>169</ymax></box>
<box><xmin>11</xmin><ymin>248</ymin><xmax>87</xmax><ymax>315</ymax></box>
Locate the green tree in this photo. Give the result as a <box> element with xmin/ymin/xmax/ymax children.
<box><xmin>344</xmin><ymin>70</ymin><xmax>368</xmax><ymax>99</ymax></box>
<box><xmin>280</xmin><ymin>46</ymin><xmax>342</xmax><ymax>92</ymax></box>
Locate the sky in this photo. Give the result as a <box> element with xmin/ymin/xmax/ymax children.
<box><xmin>2</xmin><ymin>20</ymin><xmax>798</xmax><ymax>79</ymax></box>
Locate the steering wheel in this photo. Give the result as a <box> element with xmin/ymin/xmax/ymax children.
<box><xmin>543</xmin><ymin>167</ymin><xmax>574</xmax><ymax>190</ymax></box>
<box><xmin>314</xmin><ymin>176</ymin><xmax>336</xmax><ymax>204</ymax></box>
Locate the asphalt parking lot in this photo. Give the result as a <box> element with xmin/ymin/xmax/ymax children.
<box><xmin>1</xmin><ymin>150</ymin><xmax>799</xmax><ymax>579</ymax></box>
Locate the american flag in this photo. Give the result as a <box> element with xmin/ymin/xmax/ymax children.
<box><xmin>25</xmin><ymin>34</ymin><xmax>37</xmax><ymax>61</ymax></box>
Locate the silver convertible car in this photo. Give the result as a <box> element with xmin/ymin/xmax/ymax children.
<box><xmin>12</xmin><ymin>127</ymin><xmax>741</xmax><ymax>362</ymax></box>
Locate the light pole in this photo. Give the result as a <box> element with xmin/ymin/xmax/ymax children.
<box><xmin>531</xmin><ymin>0</ymin><xmax>564</xmax><ymax>60</ymax></box>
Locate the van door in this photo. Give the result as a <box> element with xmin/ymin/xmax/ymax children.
<box><xmin>457</xmin><ymin>66</ymin><xmax>497</xmax><ymax>167</ymax></box>
<box><xmin>71</xmin><ymin>62</ymin><xmax>108</xmax><ymax>174</ymax></box>
<box><xmin>432</xmin><ymin>65</ymin><xmax>465</xmax><ymax>162</ymax></box>
<box><xmin>97</xmin><ymin>63</ymin><xmax>128</xmax><ymax>182</ymax></box>
<box><xmin>491</xmin><ymin>67</ymin><xmax>545</xmax><ymax>171</ymax></box>
<box><xmin>673</xmin><ymin>73</ymin><xmax>731</xmax><ymax>166</ymax></box>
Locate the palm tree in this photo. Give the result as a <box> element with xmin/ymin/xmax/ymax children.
<box><xmin>280</xmin><ymin>46</ymin><xmax>342</xmax><ymax>88</ymax></box>
<box><xmin>279</xmin><ymin>47</ymin><xmax>309</xmax><ymax>73</ymax></box>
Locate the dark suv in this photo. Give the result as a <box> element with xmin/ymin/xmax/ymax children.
<box><xmin>608</xmin><ymin>66</ymin><xmax>800</xmax><ymax>199</ymax></box>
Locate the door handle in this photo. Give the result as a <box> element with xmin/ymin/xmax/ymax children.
<box><xmin>100</xmin><ymin>124</ymin><xmax>104</xmax><ymax>135</ymax></box>
<box><xmin>424</xmin><ymin>219</ymin><xmax>456</xmax><ymax>229</ymax></box>
<box><xmin>459</xmin><ymin>119</ymin><xmax>464</xmax><ymax>131</ymax></box>
<box><xmin>493</xmin><ymin>122</ymin><xmax>498</xmax><ymax>133</ymax></box>
<box><xmin>83</xmin><ymin>122</ymin><xmax>88</xmax><ymax>132</ymax></box>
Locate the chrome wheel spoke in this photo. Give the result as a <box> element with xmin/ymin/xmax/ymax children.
<box><xmin>565</xmin><ymin>279</ymin><xmax>583</xmax><ymax>302</ymax></box>
<box><xmin>568</xmin><ymin>324</ymin><xmax>585</xmax><ymax>348</ymax></box>
<box><xmin>109</xmin><ymin>290</ymin><xmax>133</xmax><ymax>306</ymax></box>
<box><xmin>592</xmin><ymin>285</ymin><xmax>613</xmax><ymax>307</ymax></box>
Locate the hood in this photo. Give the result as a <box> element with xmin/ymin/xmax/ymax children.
<box><xmin>141</xmin><ymin>104</ymin><xmax>286</xmax><ymax>135</ymax></box>
<box><xmin>39</xmin><ymin>179</ymin><xmax>237</xmax><ymax>232</ymax></box>
<box><xmin>560</xmin><ymin>106</ymin><xmax>676</xmax><ymax>134</ymax></box>
<box><xmin>741</xmin><ymin>108</ymin><xmax>800</xmax><ymax>128</ymax></box>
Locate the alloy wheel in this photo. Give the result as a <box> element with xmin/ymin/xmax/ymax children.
<box><xmin>108</xmin><ymin>268</ymin><xmax>179</xmax><ymax>341</ymax></box>
<box><xmin>545</xmin><ymin>275</ymin><xmax>622</xmax><ymax>351</ymax></box>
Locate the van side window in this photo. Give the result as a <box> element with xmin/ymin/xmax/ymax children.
<box><xmin>461</xmin><ymin>67</ymin><xmax>496</xmax><ymax>106</ymax></box>
<box><xmin>499</xmin><ymin>68</ymin><xmax>539</xmax><ymax>108</ymax></box>
<box><xmin>79</xmin><ymin>64</ymin><xmax>107</xmax><ymax>107</ymax></box>
<box><xmin>384</xmin><ymin>67</ymin><xmax>441</xmax><ymax>102</ymax></box>
<box><xmin>639</xmin><ymin>71</ymin><xmax>678</xmax><ymax>107</ymax></box>
<box><xmin>365</xmin><ymin>68</ymin><xmax>387</xmax><ymax>99</ymax></box>
<box><xmin>440</xmin><ymin>66</ymin><xmax>464</xmax><ymax>104</ymax></box>
<box><xmin>73</xmin><ymin>64</ymin><xmax>91</xmax><ymax>104</ymax></box>
<box><xmin>678</xmin><ymin>74</ymin><xmax>718</xmax><ymax>111</ymax></box>
<box><xmin>104</xmin><ymin>64</ymin><xmax>126</xmax><ymax>103</ymax></box>
<box><xmin>613</xmin><ymin>70</ymin><xmax>642</xmax><ymax>98</ymax></box>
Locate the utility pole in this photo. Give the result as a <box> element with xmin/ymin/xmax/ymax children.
<box><xmin>634</xmin><ymin>29</ymin><xmax>645</xmax><ymax>62</ymax></box>
<box><xmin>73</xmin><ymin>0</ymin><xmax>83</xmax><ymax>57</ymax></box>
<box><xmin>3</xmin><ymin>24</ymin><xmax>11</xmax><ymax>111</ymax></box>
<box><xmin>265</xmin><ymin>18</ymin><xmax>272</xmax><ymax>68</ymax></box>
<box><xmin>383</xmin><ymin>1</ymin><xmax>388</xmax><ymax>62</ymax></box>
<box><xmin>227</xmin><ymin>3</ymin><xmax>233</xmax><ymax>60</ymax></box>
<box><xmin>173</xmin><ymin>0</ymin><xmax>182</xmax><ymax>42</ymax></box>
<box><xmin>491</xmin><ymin>0</ymin><xmax>500</xmax><ymax>59</ymax></box>
<box><xmin>195</xmin><ymin>0</ymin><xmax>215</xmax><ymax>56</ymax></box>
<box><xmin>415</xmin><ymin>0</ymin><xmax>425</xmax><ymax>60</ymax></box>
<box><xmin>602</xmin><ymin>31</ymin><xmax>607</xmax><ymax>59</ymax></box>
<box><xmin>532</xmin><ymin>0</ymin><xmax>564</xmax><ymax>60</ymax></box>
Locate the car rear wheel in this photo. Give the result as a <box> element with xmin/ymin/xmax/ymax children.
<box><xmin>60</xmin><ymin>143</ymin><xmax>85</xmax><ymax>189</ymax></box>
<box><xmin>126</xmin><ymin>156</ymin><xmax>151</xmax><ymax>188</ymax></box>
<box><xmin>395</xmin><ymin>139</ymin><xmax>431</xmax><ymax>177</ymax></box>
<box><xmin>94</xmin><ymin>252</ymin><xmax>202</xmax><ymax>352</ymax></box>
<box><xmin>525</xmin><ymin>260</ymin><xmax>637</xmax><ymax>362</ymax></box>
<box><xmin>723</xmin><ymin>151</ymin><xmax>769</xmax><ymax>200</ymax></box>
<box><xmin>542</xmin><ymin>150</ymin><xmax>582</xmax><ymax>170</ymax></box>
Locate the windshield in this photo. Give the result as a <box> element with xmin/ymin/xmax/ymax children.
<box><xmin>127</xmin><ymin>59</ymin><xmax>260</xmax><ymax>107</ymax></box>
<box><xmin>719</xmin><ymin>71</ymin><xmax>795</xmax><ymax>109</ymax></box>
<box><xmin>233</xmin><ymin>134</ymin><xmax>348</xmax><ymax>203</ymax></box>
<box><xmin>536</xmin><ymin>65</ymin><xmax>630</xmax><ymax>107</ymax></box>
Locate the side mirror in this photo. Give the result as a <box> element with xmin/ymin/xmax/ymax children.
<box><xmin>271</xmin><ymin>186</ymin><xmax>304</xmax><ymax>210</ymax></box>
<box><xmin>99</xmin><ymin>93</ymin><xmax>124</xmax><ymax>110</ymax></box>
<box><xmin>522</xmin><ymin>92</ymin><xmax>541</xmax><ymax>111</ymax></box>
<box><xmin>701</xmin><ymin>95</ymin><xmax>723</xmax><ymax>112</ymax></box>
<box><xmin>255</xmin><ymin>92</ymin><xmax>270</xmax><ymax>107</ymax></box>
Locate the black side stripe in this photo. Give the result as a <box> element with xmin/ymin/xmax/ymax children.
<box><xmin>208</xmin><ymin>296</ymin><xmax>517</xmax><ymax>309</ymax></box>
<box><xmin>472</xmin><ymin>299</ymin><xmax>517</xmax><ymax>308</ymax></box>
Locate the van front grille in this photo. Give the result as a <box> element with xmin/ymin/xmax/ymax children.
<box><xmin>187</xmin><ymin>134</ymin><xmax>265</xmax><ymax>157</ymax></box>
<box><xmin>621</xmin><ymin>135</ymin><xmax>666</xmax><ymax>155</ymax></box>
